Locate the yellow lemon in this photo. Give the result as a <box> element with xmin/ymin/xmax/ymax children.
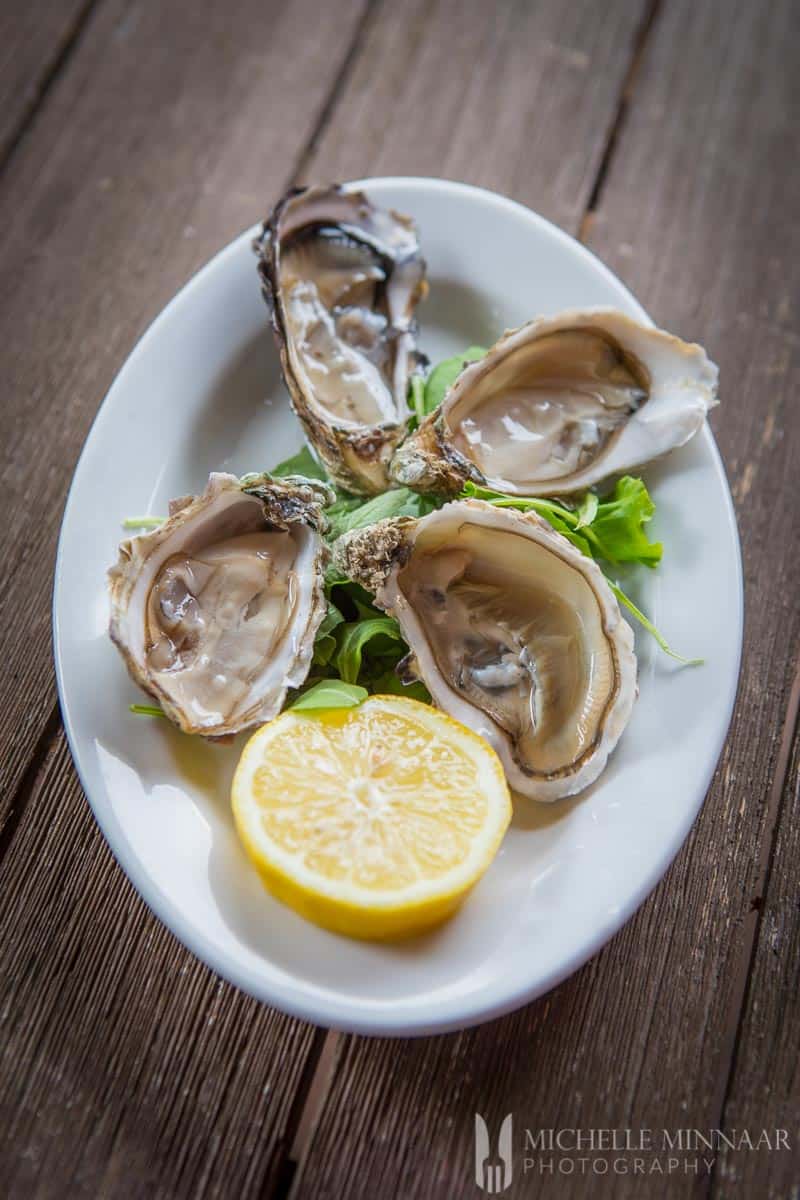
<box><xmin>231</xmin><ymin>695</ymin><xmax>511</xmax><ymax>940</ymax></box>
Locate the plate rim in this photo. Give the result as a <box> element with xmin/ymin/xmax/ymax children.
<box><xmin>53</xmin><ymin>176</ymin><xmax>744</xmax><ymax>1036</ymax></box>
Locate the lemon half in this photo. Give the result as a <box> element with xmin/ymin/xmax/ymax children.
<box><xmin>232</xmin><ymin>695</ymin><xmax>511</xmax><ymax>940</ymax></box>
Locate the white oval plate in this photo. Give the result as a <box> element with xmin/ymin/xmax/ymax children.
<box><xmin>54</xmin><ymin>179</ymin><xmax>742</xmax><ymax>1036</ymax></box>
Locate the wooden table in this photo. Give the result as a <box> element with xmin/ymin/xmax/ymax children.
<box><xmin>1</xmin><ymin>1</ymin><xmax>797</xmax><ymax>1196</ymax></box>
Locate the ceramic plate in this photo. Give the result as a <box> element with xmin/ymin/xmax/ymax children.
<box><xmin>54</xmin><ymin>179</ymin><xmax>742</xmax><ymax>1035</ymax></box>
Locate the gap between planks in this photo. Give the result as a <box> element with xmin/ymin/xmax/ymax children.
<box><xmin>0</xmin><ymin>701</ymin><xmax>61</xmax><ymax>867</ymax></box>
<box><xmin>273</xmin><ymin>1029</ymin><xmax>342</xmax><ymax>1200</ymax></box>
<box><xmin>287</xmin><ymin>0</ymin><xmax>380</xmax><ymax>188</ymax></box>
<box><xmin>578</xmin><ymin>0</ymin><xmax>662</xmax><ymax>241</ymax></box>
<box><xmin>708</xmin><ymin>650</ymin><xmax>800</xmax><ymax>1195</ymax></box>
<box><xmin>0</xmin><ymin>0</ymin><xmax>101</xmax><ymax>177</ymax></box>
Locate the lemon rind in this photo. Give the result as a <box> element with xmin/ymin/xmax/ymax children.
<box><xmin>231</xmin><ymin>695</ymin><xmax>512</xmax><ymax>938</ymax></box>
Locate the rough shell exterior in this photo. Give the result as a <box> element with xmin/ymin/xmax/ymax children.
<box><xmin>389</xmin><ymin>415</ymin><xmax>475</xmax><ymax>497</ymax></box>
<box><xmin>255</xmin><ymin>184</ymin><xmax>428</xmax><ymax>495</ymax></box>
<box><xmin>335</xmin><ymin>499</ymin><xmax>638</xmax><ymax>801</ymax></box>
<box><xmin>391</xmin><ymin>308</ymin><xmax>719</xmax><ymax>497</ymax></box>
<box><xmin>109</xmin><ymin>472</ymin><xmax>331</xmax><ymax>737</ymax></box>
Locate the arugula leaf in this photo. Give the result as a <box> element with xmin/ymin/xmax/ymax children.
<box><xmin>371</xmin><ymin>670</ymin><xmax>432</xmax><ymax>704</ymax></box>
<box><xmin>587</xmin><ymin>476</ymin><xmax>662</xmax><ymax>567</ymax></box>
<box><xmin>123</xmin><ymin>516</ymin><xmax>166</xmax><ymax>530</ymax></box>
<box><xmin>312</xmin><ymin>602</ymin><xmax>345</xmax><ymax>667</ymax></box>
<box><xmin>609</xmin><ymin>582</ymin><xmax>702</xmax><ymax>665</ymax></box>
<box><xmin>574</xmin><ymin>491</ymin><xmax>598</xmax><ymax>530</ymax></box>
<box><xmin>318</xmin><ymin>601</ymin><xmax>345</xmax><ymax>636</ymax></box>
<box><xmin>324</xmin><ymin>486</ymin><xmax>443</xmax><ymax>541</ymax></box>
<box><xmin>462</xmin><ymin>477</ymin><xmax>696</xmax><ymax>662</ymax></box>
<box><xmin>420</xmin><ymin>346</ymin><xmax>487</xmax><ymax>419</ymax></box>
<box><xmin>290</xmin><ymin>680</ymin><xmax>368</xmax><ymax>711</ymax></box>
<box><xmin>323</xmin><ymin>493</ymin><xmax>367</xmax><ymax>537</ymax></box>
<box><xmin>461</xmin><ymin>483</ymin><xmax>594</xmax><ymax>555</ymax></box>
<box><xmin>326</xmin><ymin>574</ymin><xmax>382</xmax><ymax>619</ymax></box>
<box><xmin>334</xmin><ymin>617</ymin><xmax>404</xmax><ymax>685</ymax></box>
<box><xmin>270</xmin><ymin>444</ymin><xmax>329</xmax><ymax>481</ymax></box>
<box><xmin>268</xmin><ymin>446</ymin><xmax>444</xmax><ymax>545</ymax></box>
<box><xmin>129</xmin><ymin>703</ymin><xmax>167</xmax><ymax>718</ymax></box>
<box><xmin>461</xmin><ymin>477</ymin><xmax>661</xmax><ymax>569</ymax></box>
<box><xmin>409</xmin><ymin>373</ymin><xmax>426</xmax><ymax>427</ymax></box>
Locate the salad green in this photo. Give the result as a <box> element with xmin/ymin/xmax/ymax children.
<box><xmin>408</xmin><ymin>345</ymin><xmax>487</xmax><ymax>429</ymax></box>
<box><xmin>289</xmin><ymin>680</ymin><xmax>367</xmax><ymax>711</ymax></box>
<box><xmin>281</xmin><ymin>347</ymin><xmax>699</xmax><ymax>702</ymax></box>
<box><xmin>459</xmin><ymin>478</ymin><xmax>696</xmax><ymax>662</ymax></box>
<box><xmin>129</xmin><ymin>345</ymin><xmax>699</xmax><ymax>722</ymax></box>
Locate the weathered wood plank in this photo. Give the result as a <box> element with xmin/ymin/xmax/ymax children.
<box><xmin>0</xmin><ymin>734</ymin><xmax>322</xmax><ymax>1198</ymax></box>
<box><xmin>306</xmin><ymin>0</ymin><xmax>651</xmax><ymax>232</ymax></box>
<box><xmin>294</xmin><ymin>0</ymin><xmax>800</xmax><ymax>1195</ymax></box>
<box><xmin>0</xmin><ymin>0</ymin><xmax>94</xmax><ymax>167</ymax></box>
<box><xmin>572</xmin><ymin>0</ymin><xmax>800</xmax><ymax>1174</ymax></box>
<box><xmin>0</xmin><ymin>5</ymin><xmax>652</xmax><ymax>1186</ymax></box>
<box><xmin>0</xmin><ymin>0</ymin><xmax>369</xmax><ymax>1193</ymax></box>
<box><xmin>713</xmin><ymin>688</ymin><xmax>800</xmax><ymax>1199</ymax></box>
<box><xmin>2</xmin><ymin>0</ymin><xmax>797</xmax><ymax>1195</ymax></box>
<box><xmin>0</xmin><ymin>0</ymin><xmax>368</xmax><ymax>817</ymax></box>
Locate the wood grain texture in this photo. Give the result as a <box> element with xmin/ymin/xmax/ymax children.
<box><xmin>0</xmin><ymin>0</ymin><xmax>368</xmax><ymax>819</ymax></box>
<box><xmin>0</xmin><ymin>733</ymin><xmax>322</xmax><ymax>1198</ymax></box>
<box><xmin>305</xmin><ymin>0</ymin><xmax>650</xmax><ymax>231</ymax></box>
<box><xmin>0</xmin><ymin>0</ymin><xmax>797</xmax><ymax>1195</ymax></box>
<box><xmin>293</xmin><ymin>0</ymin><xmax>800</xmax><ymax>1196</ymax></box>
<box><xmin>0</xmin><ymin>0</ymin><xmax>368</xmax><ymax>1193</ymax></box>
<box><xmin>0</xmin><ymin>0</ymin><xmax>95</xmax><ymax>167</ymax></box>
<box><xmin>714</xmin><ymin>674</ymin><xmax>800</xmax><ymax>1199</ymax></box>
<box><xmin>579</xmin><ymin>0</ymin><xmax>800</xmax><ymax>1182</ymax></box>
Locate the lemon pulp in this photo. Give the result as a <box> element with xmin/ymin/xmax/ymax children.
<box><xmin>231</xmin><ymin>695</ymin><xmax>511</xmax><ymax>939</ymax></box>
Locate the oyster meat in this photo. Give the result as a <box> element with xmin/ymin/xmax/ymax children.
<box><xmin>256</xmin><ymin>184</ymin><xmax>428</xmax><ymax>495</ymax></box>
<box><xmin>392</xmin><ymin>309</ymin><xmax>718</xmax><ymax>496</ymax></box>
<box><xmin>335</xmin><ymin>500</ymin><xmax>637</xmax><ymax>801</ymax></box>
<box><xmin>109</xmin><ymin>472</ymin><xmax>331</xmax><ymax>737</ymax></box>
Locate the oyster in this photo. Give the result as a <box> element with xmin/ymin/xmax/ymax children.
<box><xmin>109</xmin><ymin>472</ymin><xmax>331</xmax><ymax>737</ymax></box>
<box><xmin>392</xmin><ymin>309</ymin><xmax>718</xmax><ymax>496</ymax></box>
<box><xmin>335</xmin><ymin>500</ymin><xmax>637</xmax><ymax>801</ymax></box>
<box><xmin>256</xmin><ymin>184</ymin><xmax>428</xmax><ymax>495</ymax></box>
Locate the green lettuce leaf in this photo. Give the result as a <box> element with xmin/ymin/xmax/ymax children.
<box><xmin>609</xmin><ymin>582</ymin><xmax>702</xmax><ymax>666</ymax></box>
<box><xmin>312</xmin><ymin>602</ymin><xmax>345</xmax><ymax>667</ymax></box>
<box><xmin>323</xmin><ymin>493</ymin><xmax>367</xmax><ymax>538</ymax></box>
<box><xmin>409</xmin><ymin>373</ymin><xmax>427</xmax><ymax>427</ymax></box>
<box><xmin>334</xmin><ymin>617</ymin><xmax>404</xmax><ymax>685</ymax></box>
<box><xmin>461</xmin><ymin>478</ymin><xmax>696</xmax><ymax>662</ymax></box>
<box><xmin>123</xmin><ymin>516</ymin><xmax>166</xmax><ymax>530</ymax></box>
<box><xmin>324</xmin><ymin>486</ymin><xmax>443</xmax><ymax>542</ymax></box>
<box><xmin>586</xmin><ymin>476</ymin><xmax>662</xmax><ymax>567</ymax></box>
<box><xmin>461</xmin><ymin>477</ymin><xmax>662</xmax><ymax>568</ymax></box>
<box><xmin>370</xmin><ymin>670</ymin><xmax>432</xmax><ymax>704</ymax></box>
<box><xmin>289</xmin><ymin>680</ymin><xmax>368</xmax><ymax>711</ymax></box>
<box><xmin>574</xmin><ymin>491</ymin><xmax>598</xmax><ymax>530</ymax></box>
<box><xmin>419</xmin><ymin>345</ymin><xmax>487</xmax><ymax>420</ymax></box>
<box><xmin>270</xmin><ymin>444</ymin><xmax>329</xmax><ymax>481</ymax></box>
<box><xmin>129</xmin><ymin>703</ymin><xmax>167</xmax><ymax>718</ymax></box>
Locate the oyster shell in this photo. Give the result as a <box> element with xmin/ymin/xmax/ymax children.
<box><xmin>335</xmin><ymin>500</ymin><xmax>637</xmax><ymax>801</ymax></box>
<box><xmin>256</xmin><ymin>184</ymin><xmax>428</xmax><ymax>495</ymax></box>
<box><xmin>109</xmin><ymin>472</ymin><xmax>331</xmax><ymax>737</ymax></box>
<box><xmin>392</xmin><ymin>309</ymin><xmax>718</xmax><ymax>496</ymax></box>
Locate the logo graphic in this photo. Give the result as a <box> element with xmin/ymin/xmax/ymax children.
<box><xmin>475</xmin><ymin>1113</ymin><xmax>513</xmax><ymax>1193</ymax></box>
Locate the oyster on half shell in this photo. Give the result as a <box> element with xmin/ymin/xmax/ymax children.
<box><xmin>256</xmin><ymin>184</ymin><xmax>428</xmax><ymax>495</ymax></box>
<box><xmin>335</xmin><ymin>500</ymin><xmax>637</xmax><ymax>801</ymax></box>
<box><xmin>392</xmin><ymin>309</ymin><xmax>718</xmax><ymax>497</ymax></box>
<box><xmin>109</xmin><ymin>472</ymin><xmax>331</xmax><ymax>737</ymax></box>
